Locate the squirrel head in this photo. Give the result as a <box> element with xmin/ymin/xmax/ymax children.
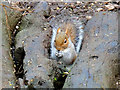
<box><xmin>54</xmin><ymin>27</ymin><xmax>69</xmax><ymax>51</ymax></box>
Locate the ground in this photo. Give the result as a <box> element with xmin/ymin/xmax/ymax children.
<box><xmin>1</xmin><ymin>1</ymin><xmax>120</xmax><ymax>89</ymax></box>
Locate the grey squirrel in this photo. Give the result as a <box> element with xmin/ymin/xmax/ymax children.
<box><xmin>50</xmin><ymin>21</ymin><xmax>84</xmax><ymax>66</ymax></box>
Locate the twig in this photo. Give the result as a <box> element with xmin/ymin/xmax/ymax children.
<box><xmin>0</xmin><ymin>3</ymin><xmax>34</xmax><ymax>15</ymax></box>
<box><xmin>3</xmin><ymin>6</ymin><xmax>12</xmax><ymax>44</ymax></box>
<box><xmin>1</xmin><ymin>3</ymin><xmax>34</xmax><ymax>43</ymax></box>
<box><xmin>0</xmin><ymin>3</ymin><xmax>26</xmax><ymax>12</ymax></box>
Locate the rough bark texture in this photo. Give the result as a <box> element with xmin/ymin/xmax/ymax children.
<box><xmin>1</xmin><ymin>1</ymin><xmax>120</xmax><ymax>89</ymax></box>
<box><xmin>2</xmin><ymin>6</ymin><xmax>16</xmax><ymax>88</ymax></box>
<box><xmin>15</xmin><ymin>2</ymin><xmax>54</xmax><ymax>88</ymax></box>
<box><xmin>64</xmin><ymin>12</ymin><xmax>119</xmax><ymax>88</ymax></box>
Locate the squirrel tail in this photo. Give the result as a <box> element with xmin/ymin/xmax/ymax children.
<box><xmin>76</xmin><ymin>24</ymin><xmax>84</xmax><ymax>54</ymax></box>
<box><xmin>50</xmin><ymin>27</ymin><xmax>57</xmax><ymax>59</ymax></box>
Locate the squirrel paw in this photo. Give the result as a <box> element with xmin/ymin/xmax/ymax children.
<box><xmin>55</xmin><ymin>51</ymin><xmax>63</xmax><ymax>58</ymax></box>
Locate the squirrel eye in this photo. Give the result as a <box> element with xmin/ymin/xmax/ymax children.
<box><xmin>64</xmin><ymin>39</ymin><xmax>67</xmax><ymax>43</ymax></box>
<box><xmin>59</xmin><ymin>29</ymin><xmax>62</xmax><ymax>32</ymax></box>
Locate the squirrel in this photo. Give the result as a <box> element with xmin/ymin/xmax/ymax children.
<box><xmin>50</xmin><ymin>21</ymin><xmax>84</xmax><ymax>66</ymax></box>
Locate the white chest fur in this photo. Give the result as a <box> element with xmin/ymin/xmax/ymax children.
<box><xmin>60</xmin><ymin>38</ymin><xmax>76</xmax><ymax>65</ymax></box>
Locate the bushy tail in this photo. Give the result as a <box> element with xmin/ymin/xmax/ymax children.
<box><xmin>50</xmin><ymin>27</ymin><xmax>58</xmax><ymax>59</ymax></box>
<box><xmin>76</xmin><ymin>25</ymin><xmax>84</xmax><ymax>53</ymax></box>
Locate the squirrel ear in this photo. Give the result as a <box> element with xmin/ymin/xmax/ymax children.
<box><xmin>65</xmin><ymin>29</ymin><xmax>68</xmax><ymax>34</ymax></box>
<box><xmin>57</xmin><ymin>28</ymin><xmax>61</xmax><ymax>33</ymax></box>
<box><xmin>65</xmin><ymin>29</ymin><xmax>69</xmax><ymax>36</ymax></box>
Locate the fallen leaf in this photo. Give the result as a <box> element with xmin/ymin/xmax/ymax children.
<box><xmin>105</xmin><ymin>3</ymin><xmax>115</xmax><ymax>10</ymax></box>
<box><xmin>96</xmin><ymin>8</ymin><xmax>103</xmax><ymax>12</ymax></box>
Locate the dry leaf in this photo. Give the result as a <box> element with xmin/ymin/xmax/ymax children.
<box><xmin>105</xmin><ymin>3</ymin><xmax>115</xmax><ymax>10</ymax></box>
